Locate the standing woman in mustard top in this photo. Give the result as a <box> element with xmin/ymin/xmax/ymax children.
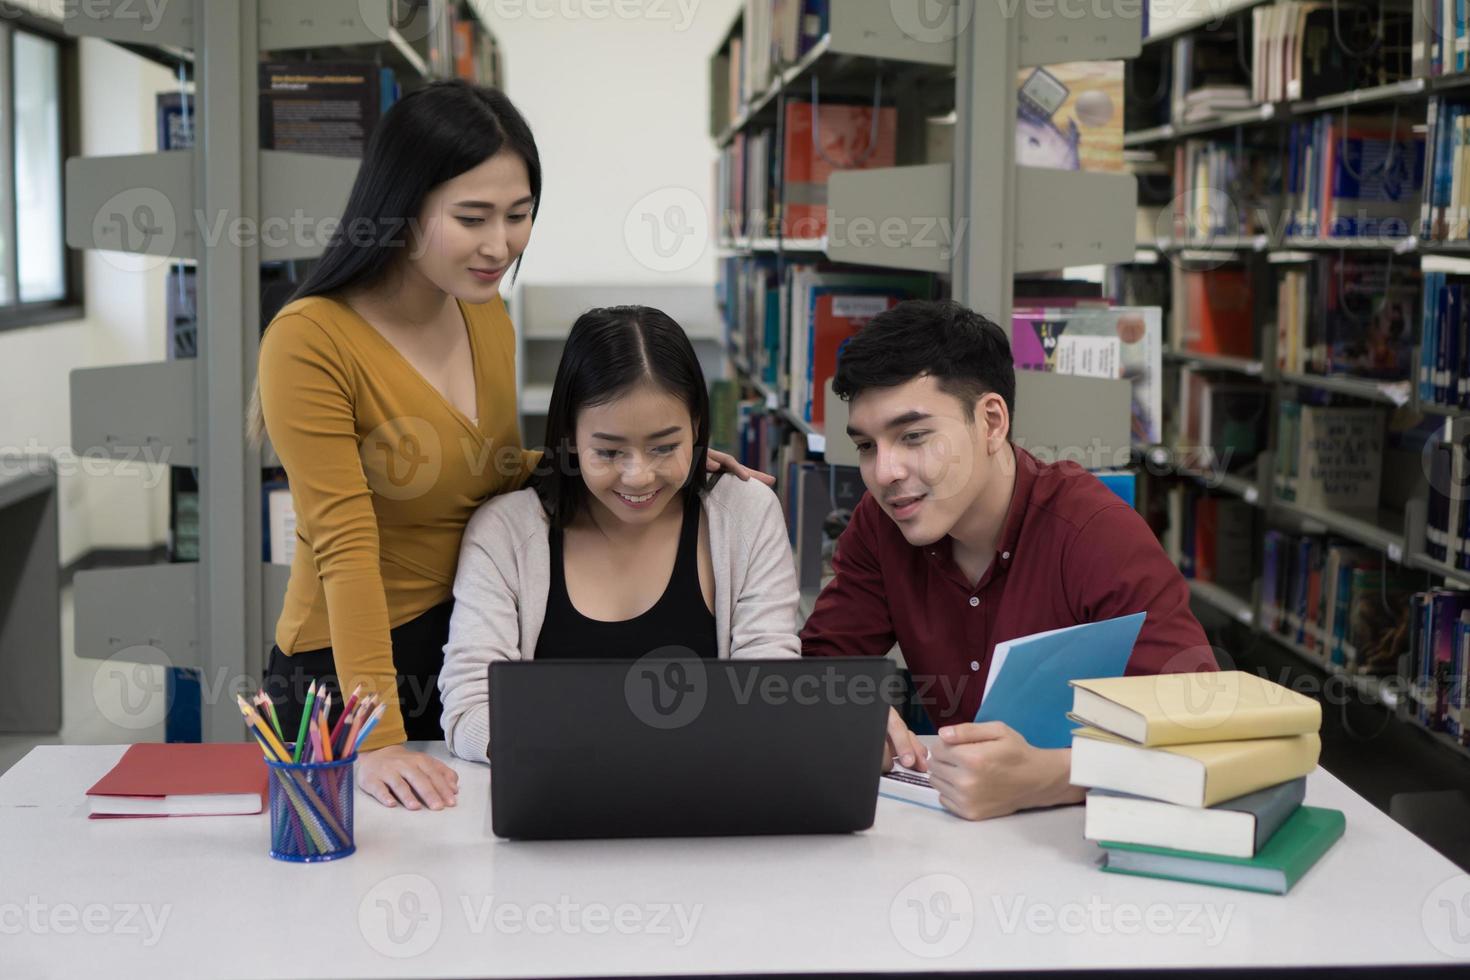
<box><xmin>255</xmin><ymin>81</ymin><xmax>765</xmax><ymax>812</ymax></box>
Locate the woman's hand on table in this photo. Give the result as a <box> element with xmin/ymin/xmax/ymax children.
<box><xmin>357</xmin><ymin>744</ymin><xmax>459</xmax><ymax>810</ymax></box>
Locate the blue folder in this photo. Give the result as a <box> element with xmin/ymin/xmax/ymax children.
<box><xmin>973</xmin><ymin>611</ymin><xmax>1146</xmax><ymax>749</ymax></box>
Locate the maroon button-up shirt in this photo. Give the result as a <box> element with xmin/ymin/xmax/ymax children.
<box><xmin>801</xmin><ymin>446</ymin><xmax>1216</xmax><ymax>729</ymax></box>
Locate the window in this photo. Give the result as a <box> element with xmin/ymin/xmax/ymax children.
<box><xmin>0</xmin><ymin>18</ymin><xmax>80</xmax><ymax>331</ymax></box>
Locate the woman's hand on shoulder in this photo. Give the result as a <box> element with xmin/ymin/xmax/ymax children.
<box><xmin>357</xmin><ymin>743</ymin><xmax>460</xmax><ymax>810</ymax></box>
<box><xmin>705</xmin><ymin>448</ymin><xmax>775</xmax><ymax>487</ymax></box>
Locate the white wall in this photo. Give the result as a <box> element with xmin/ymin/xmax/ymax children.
<box><xmin>470</xmin><ymin>0</ymin><xmax>742</xmax><ymax>288</ymax></box>
<box><xmin>0</xmin><ymin>19</ymin><xmax>172</xmax><ymax>564</ymax></box>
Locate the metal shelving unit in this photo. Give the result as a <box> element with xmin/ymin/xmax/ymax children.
<box><xmin>712</xmin><ymin>2</ymin><xmax>1139</xmax><ymax>462</ymax></box>
<box><xmin>62</xmin><ymin>0</ymin><xmax>502</xmax><ymax>742</ymax></box>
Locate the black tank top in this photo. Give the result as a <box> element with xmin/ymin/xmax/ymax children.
<box><xmin>535</xmin><ymin>493</ymin><xmax>718</xmax><ymax>661</ymax></box>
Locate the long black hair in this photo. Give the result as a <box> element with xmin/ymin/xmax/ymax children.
<box><xmin>292</xmin><ymin>79</ymin><xmax>541</xmax><ymax>301</ymax></box>
<box><xmin>250</xmin><ymin>80</ymin><xmax>541</xmax><ymax>443</ymax></box>
<box><xmin>535</xmin><ymin>306</ymin><xmax>712</xmax><ymax>530</ymax></box>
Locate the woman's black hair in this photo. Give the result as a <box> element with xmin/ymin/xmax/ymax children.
<box><xmin>535</xmin><ymin>306</ymin><xmax>712</xmax><ymax>530</ymax></box>
<box><xmin>290</xmin><ymin>79</ymin><xmax>540</xmax><ymax>301</ymax></box>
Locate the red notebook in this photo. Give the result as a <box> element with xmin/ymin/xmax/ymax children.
<box><xmin>85</xmin><ymin>743</ymin><xmax>268</xmax><ymax>818</ymax></box>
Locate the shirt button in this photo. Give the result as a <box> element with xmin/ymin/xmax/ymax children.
<box><xmin>969</xmin><ymin>596</ymin><xmax>979</xmax><ymax>607</ymax></box>
<box><xmin>1002</xmin><ymin>551</ymin><xmax>1011</xmax><ymax>560</ymax></box>
<box><xmin>970</xmin><ymin>661</ymin><xmax>980</xmax><ymax>671</ymax></box>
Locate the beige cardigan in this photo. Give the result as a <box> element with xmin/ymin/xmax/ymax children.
<box><xmin>439</xmin><ymin>476</ymin><xmax>802</xmax><ymax>762</ymax></box>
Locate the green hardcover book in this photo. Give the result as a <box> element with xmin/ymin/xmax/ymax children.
<box><xmin>1098</xmin><ymin>806</ymin><xmax>1344</xmax><ymax>895</ymax></box>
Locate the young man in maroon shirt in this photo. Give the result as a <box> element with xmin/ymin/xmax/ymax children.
<box><xmin>801</xmin><ymin>299</ymin><xmax>1217</xmax><ymax>820</ymax></box>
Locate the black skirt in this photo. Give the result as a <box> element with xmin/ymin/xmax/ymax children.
<box><xmin>262</xmin><ymin>600</ymin><xmax>453</xmax><ymax>744</ymax></box>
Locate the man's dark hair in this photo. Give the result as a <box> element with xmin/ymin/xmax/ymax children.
<box><xmin>833</xmin><ymin>299</ymin><xmax>1015</xmax><ymax>431</ymax></box>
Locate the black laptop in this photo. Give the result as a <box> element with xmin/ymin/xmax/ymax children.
<box><xmin>488</xmin><ymin>657</ymin><xmax>896</xmax><ymax>840</ymax></box>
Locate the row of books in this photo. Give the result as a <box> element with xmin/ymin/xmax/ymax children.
<box><xmin>1168</xmin><ymin>138</ymin><xmax>1274</xmax><ymax>239</ymax></box>
<box><xmin>1166</xmin><ymin>31</ymin><xmax>1251</xmax><ymax>126</ymax></box>
<box><xmin>1260</xmin><ymin>530</ymin><xmax>1416</xmax><ymax>675</ymax></box>
<box><xmin>1275</xmin><ymin>255</ymin><xmax>1419</xmax><ymax>380</ymax></box>
<box><xmin>1070</xmin><ymin>672</ymin><xmax>1341</xmax><ymax>895</ymax></box>
<box><xmin>782</xmin><ymin>268</ymin><xmax>932</xmax><ymax>428</ymax></box>
<box><xmin>736</xmin><ymin>0</ymin><xmax>828</xmax><ymax>110</ymax></box>
<box><xmin>1178</xmin><ymin>369</ymin><xmax>1267</xmax><ymax>472</ymax></box>
<box><xmin>1168</xmin><ymin>487</ymin><xmax>1254</xmax><ymax>590</ymax></box>
<box><xmin>1251</xmin><ymin>2</ymin><xmax>1409</xmax><ymax>104</ymax></box>
<box><xmin>1419</xmin><ymin>0</ymin><xmax>1470</xmax><ymax>78</ymax></box>
<box><xmin>716</xmin><ymin>60</ymin><xmax>1127</xmax><ymax>240</ymax></box>
<box><xmin>1176</xmin><ymin>264</ymin><xmax>1255</xmax><ymax>358</ymax></box>
<box><xmin>1409</xmin><ymin>589</ymin><xmax>1470</xmax><ymax>740</ymax></box>
<box><xmin>1425</xmin><ymin>417</ymin><xmax>1470</xmax><ymax>570</ymax></box>
<box><xmin>1282</xmin><ymin>114</ymin><xmax>1425</xmax><ymax>240</ymax></box>
<box><xmin>1273</xmin><ymin>401</ymin><xmax>1386</xmax><ymax>513</ymax></box>
<box><xmin>716</xmin><ymin>256</ymin><xmax>937</xmax><ymax>432</ymax></box>
<box><xmin>1421</xmin><ymin>270</ymin><xmax>1470</xmax><ymax>407</ymax></box>
<box><xmin>1418</xmin><ymin>96</ymin><xmax>1470</xmax><ymax>240</ymax></box>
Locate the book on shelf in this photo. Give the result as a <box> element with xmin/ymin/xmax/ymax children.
<box><xmin>259</xmin><ymin>61</ymin><xmax>400</xmax><ymax>159</ymax></box>
<box><xmin>1421</xmin><ymin>0</ymin><xmax>1470</xmax><ymax>77</ymax></box>
<box><xmin>1085</xmin><ymin>778</ymin><xmax>1307</xmax><ymax>859</ymax></box>
<box><xmin>264</xmin><ymin>481</ymin><xmax>296</xmax><ymax>566</ymax></box>
<box><xmin>1409</xmin><ymin>590</ymin><xmax>1470</xmax><ymax>740</ymax></box>
<box><xmin>780</xmin><ymin>100</ymin><xmax>898</xmax><ymax>239</ymax></box>
<box><xmin>1011</xmin><ymin>305</ymin><xmax>1163</xmax><ymax>446</ymax></box>
<box><xmin>1169</xmin><ymin>29</ymin><xmax>1251</xmax><ymax>127</ymax></box>
<box><xmin>156</xmin><ymin>91</ymin><xmax>194</xmax><ymax>151</ymax></box>
<box><xmin>1275</xmin><ymin>255</ymin><xmax>1419</xmax><ymax>379</ymax></box>
<box><xmin>1254</xmin><ymin>2</ymin><xmax>1411</xmax><ymax>103</ymax></box>
<box><xmin>781</xmin><ymin>265</ymin><xmax>934</xmax><ymax>431</ymax></box>
<box><xmin>739</xmin><ymin>0</ymin><xmax>827</xmax><ymax>103</ymax></box>
<box><xmin>1171</xmin><ymin>137</ymin><xmax>1275</xmax><ymax>239</ymax></box>
<box><xmin>1178</xmin><ymin>265</ymin><xmax>1254</xmax><ymax>358</ymax></box>
<box><xmin>1425</xmin><ymin>417</ymin><xmax>1470</xmax><ymax>569</ymax></box>
<box><xmin>1283</xmin><ymin>114</ymin><xmax>1425</xmax><ymax>240</ymax></box>
<box><xmin>1420</xmin><ymin>271</ymin><xmax>1470</xmax><ymax>407</ymax></box>
<box><xmin>1273</xmin><ymin>401</ymin><xmax>1386</xmax><ymax>515</ymax></box>
<box><xmin>1193</xmin><ymin>495</ymin><xmax>1256</xmax><ymax>589</ymax></box>
<box><xmin>1015</xmin><ymin>62</ymin><xmax>1124</xmax><ymax>173</ymax></box>
<box><xmin>1098</xmin><ymin>805</ymin><xmax>1345</xmax><ymax>895</ymax></box>
<box><xmin>1179</xmin><ymin>369</ymin><xmax>1266</xmax><ymax>473</ymax></box>
<box><xmin>166</xmin><ymin>263</ymin><xmax>197</xmax><ymax>361</ymax></box>
<box><xmin>1166</xmin><ymin>483</ymin><xmax>1253</xmax><ymax>589</ymax></box>
<box><xmin>1261</xmin><ymin>528</ymin><xmax>1416</xmax><ymax>672</ymax></box>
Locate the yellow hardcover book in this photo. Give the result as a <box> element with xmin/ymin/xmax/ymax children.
<box><xmin>1068</xmin><ymin>670</ymin><xmax>1321</xmax><ymax>746</ymax></box>
<box><xmin>1070</xmin><ymin>726</ymin><xmax>1322</xmax><ymax>808</ymax></box>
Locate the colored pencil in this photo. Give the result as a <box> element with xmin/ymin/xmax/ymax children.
<box><xmin>293</xmin><ymin>680</ymin><xmax>317</xmax><ymax>762</ymax></box>
<box><xmin>330</xmin><ymin>684</ymin><xmax>362</xmax><ymax>747</ymax></box>
<box><xmin>237</xmin><ymin>695</ymin><xmax>291</xmax><ymax>762</ymax></box>
<box><xmin>255</xmin><ymin>692</ymin><xmax>284</xmax><ymax>741</ymax></box>
<box><xmin>352</xmin><ymin>703</ymin><xmax>387</xmax><ymax>754</ymax></box>
<box><xmin>319</xmin><ymin>693</ymin><xmax>334</xmax><ymax>762</ymax></box>
<box><xmin>342</xmin><ymin>702</ymin><xmax>369</xmax><ymax>758</ymax></box>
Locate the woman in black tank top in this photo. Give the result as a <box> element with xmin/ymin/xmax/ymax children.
<box><xmin>536</xmin><ymin>490</ymin><xmax>717</xmax><ymax>660</ymax></box>
<box><xmin>530</xmin><ymin>306</ymin><xmax>722</xmax><ymax>662</ymax></box>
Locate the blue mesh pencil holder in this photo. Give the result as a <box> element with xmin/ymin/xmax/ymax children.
<box><xmin>266</xmin><ymin>750</ymin><xmax>356</xmax><ymax>862</ymax></box>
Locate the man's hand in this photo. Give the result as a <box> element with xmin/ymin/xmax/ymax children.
<box><xmin>927</xmin><ymin>721</ymin><xmax>1083</xmax><ymax>820</ymax></box>
<box><xmin>882</xmin><ymin>707</ymin><xmax>929</xmax><ymax>773</ymax></box>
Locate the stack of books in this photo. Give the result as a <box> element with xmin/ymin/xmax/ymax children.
<box><xmin>1069</xmin><ymin>671</ymin><xmax>1344</xmax><ymax>895</ymax></box>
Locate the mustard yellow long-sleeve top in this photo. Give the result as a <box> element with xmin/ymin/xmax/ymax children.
<box><xmin>258</xmin><ymin>293</ymin><xmax>535</xmax><ymax>749</ymax></box>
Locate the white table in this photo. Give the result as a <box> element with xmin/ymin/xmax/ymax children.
<box><xmin>1</xmin><ymin>741</ymin><xmax>1467</xmax><ymax>978</ymax></box>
